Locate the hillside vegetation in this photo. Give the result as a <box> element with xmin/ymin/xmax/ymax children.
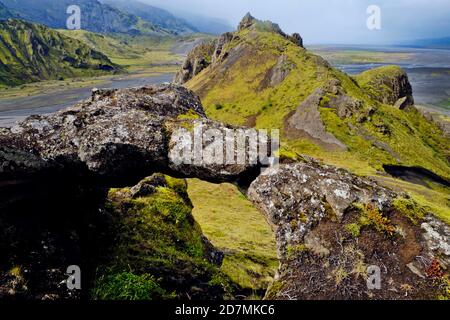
<box><xmin>181</xmin><ymin>14</ymin><xmax>450</xmax><ymax>220</ymax></box>
<box><xmin>100</xmin><ymin>0</ymin><xmax>197</xmax><ymax>35</ymax></box>
<box><xmin>0</xmin><ymin>19</ymin><xmax>120</xmax><ymax>86</ymax></box>
<box><xmin>58</xmin><ymin>29</ymin><xmax>187</xmax><ymax>72</ymax></box>
<box><xmin>1</xmin><ymin>0</ymin><xmax>170</xmax><ymax>35</ymax></box>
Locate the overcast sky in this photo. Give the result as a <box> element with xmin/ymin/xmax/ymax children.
<box><xmin>141</xmin><ymin>0</ymin><xmax>450</xmax><ymax>44</ymax></box>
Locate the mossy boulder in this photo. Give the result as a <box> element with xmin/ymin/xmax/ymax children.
<box><xmin>92</xmin><ymin>173</ymin><xmax>226</xmax><ymax>300</ymax></box>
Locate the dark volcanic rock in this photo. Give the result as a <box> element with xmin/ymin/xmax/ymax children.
<box><xmin>248</xmin><ymin>161</ymin><xmax>450</xmax><ymax>300</ymax></box>
<box><xmin>0</xmin><ymin>84</ymin><xmax>260</xmax><ymax>184</ymax></box>
<box><xmin>0</xmin><ymin>84</ymin><xmax>263</xmax><ymax>300</ymax></box>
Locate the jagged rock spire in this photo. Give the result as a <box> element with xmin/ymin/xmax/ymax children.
<box><xmin>238</xmin><ymin>12</ymin><xmax>257</xmax><ymax>30</ymax></box>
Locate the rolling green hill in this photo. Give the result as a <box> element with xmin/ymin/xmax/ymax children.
<box><xmin>0</xmin><ymin>19</ymin><xmax>121</xmax><ymax>86</ymax></box>
<box><xmin>180</xmin><ymin>14</ymin><xmax>450</xmax><ymax>221</ymax></box>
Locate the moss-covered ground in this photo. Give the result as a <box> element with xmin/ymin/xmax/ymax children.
<box><xmin>187</xmin><ymin>179</ymin><xmax>278</xmax><ymax>298</ymax></box>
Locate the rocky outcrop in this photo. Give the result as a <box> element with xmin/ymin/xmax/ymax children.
<box><xmin>237</xmin><ymin>12</ymin><xmax>303</xmax><ymax>49</ymax></box>
<box><xmin>0</xmin><ymin>84</ymin><xmax>261</xmax><ymax>184</ymax></box>
<box><xmin>355</xmin><ymin>65</ymin><xmax>414</xmax><ymax>109</ymax></box>
<box><xmin>174</xmin><ymin>32</ymin><xmax>238</xmax><ymax>84</ymax></box>
<box><xmin>0</xmin><ymin>84</ymin><xmax>265</xmax><ymax>300</ymax></box>
<box><xmin>259</xmin><ymin>55</ymin><xmax>296</xmax><ymax>90</ymax></box>
<box><xmin>285</xmin><ymin>79</ymin><xmax>365</xmax><ymax>151</ymax></box>
<box><xmin>175</xmin><ymin>13</ymin><xmax>304</xmax><ymax>85</ymax></box>
<box><xmin>285</xmin><ymin>88</ymin><xmax>348</xmax><ymax>151</ymax></box>
<box><xmin>174</xmin><ymin>41</ymin><xmax>217</xmax><ymax>84</ymax></box>
<box><xmin>248</xmin><ymin>160</ymin><xmax>449</xmax><ymax>300</ymax></box>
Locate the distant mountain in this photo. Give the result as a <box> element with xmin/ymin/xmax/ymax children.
<box><xmin>100</xmin><ymin>0</ymin><xmax>197</xmax><ymax>35</ymax></box>
<box><xmin>0</xmin><ymin>19</ymin><xmax>121</xmax><ymax>86</ymax></box>
<box><xmin>1</xmin><ymin>0</ymin><xmax>170</xmax><ymax>35</ymax></box>
<box><xmin>168</xmin><ymin>10</ymin><xmax>233</xmax><ymax>35</ymax></box>
<box><xmin>411</xmin><ymin>37</ymin><xmax>450</xmax><ymax>49</ymax></box>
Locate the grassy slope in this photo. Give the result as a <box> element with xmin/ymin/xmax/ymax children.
<box><xmin>0</xmin><ymin>29</ymin><xmax>196</xmax><ymax>96</ymax></box>
<box><xmin>187</xmin><ymin>179</ymin><xmax>278</xmax><ymax>297</ymax></box>
<box><xmin>58</xmin><ymin>30</ymin><xmax>183</xmax><ymax>73</ymax></box>
<box><xmin>185</xmin><ymin>27</ymin><xmax>450</xmax><ymax>221</ymax></box>
<box><xmin>309</xmin><ymin>46</ymin><xmax>413</xmax><ymax>64</ymax></box>
<box><xmin>0</xmin><ymin>20</ymin><xmax>120</xmax><ymax>87</ymax></box>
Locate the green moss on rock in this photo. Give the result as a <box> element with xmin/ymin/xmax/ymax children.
<box><xmin>92</xmin><ymin>174</ymin><xmax>227</xmax><ymax>300</ymax></box>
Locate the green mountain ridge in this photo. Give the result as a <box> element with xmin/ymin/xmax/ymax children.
<box><xmin>179</xmin><ymin>14</ymin><xmax>450</xmax><ymax>220</ymax></box>
<box><xmin>100</xmin><ymin>0</ymin><xmax>197</xmax><ymax>35</ymax></box>
<box><xmin>0</xmin><ymin>19</ymin><xmax>121</xmax><ymax>86</ymax></box>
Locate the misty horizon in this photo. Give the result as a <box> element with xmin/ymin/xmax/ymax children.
<box><xmin>136</xmin><ymin>0</ymin><xmax>450</xmax><ymax>45</ymax></box>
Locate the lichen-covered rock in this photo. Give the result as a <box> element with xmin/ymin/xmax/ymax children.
<box><xmin>248</xmin><ymin>160</ymin><xmax>449</xmax><ymax>300</ymax></box>
<box><xmin>0</xmin><ymin>84</ymin><xmax>261</xmax><ymax>184</ymax></box>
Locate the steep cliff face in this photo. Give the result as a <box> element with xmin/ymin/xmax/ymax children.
<box><xmin>354</xmin><ymin>65</ymin><xmax>415</xmax><ymax>109</ymax></box>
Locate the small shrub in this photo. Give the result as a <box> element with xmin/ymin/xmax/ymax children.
<box><xmin>345</xmin><ymin>223</ymin><xmax>361</xmax><ymax>238</ymax></box>
<box><xmin>365</xmin><ymin>204</ymin><xmax>396</xmax><ymax>236</ymax></box>
<box><xmin>392</xmin><ymin>197</ymin><xmax>425</xmax><ymax>224</ymax></box>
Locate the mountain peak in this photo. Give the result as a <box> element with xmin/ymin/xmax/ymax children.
<box><xmin>237</xmin><ymin>13</ymin><xmax>304</xmax><ymax>47</ymax></box>
<box><xmin>238</xmin><ymin>12</ymin><xmax>257</xmax><ymax>31</ymax></box>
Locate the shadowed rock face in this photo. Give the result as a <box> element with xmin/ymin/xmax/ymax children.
<box><xmin>248</xmin><ymin>161</ymin><xmax>450</xmax><ymax>300</ymax></box>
